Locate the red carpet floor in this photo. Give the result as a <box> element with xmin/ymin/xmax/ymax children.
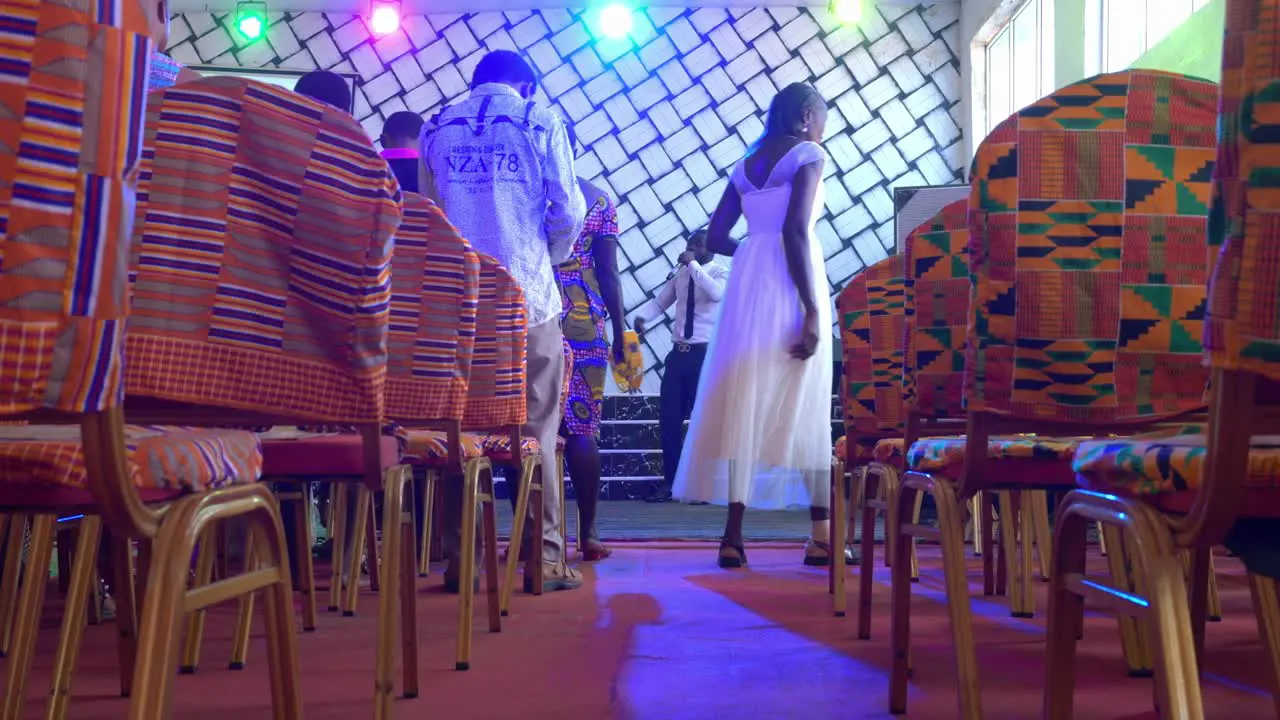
<box><xmin>12</xmin><ymin>543</ymin><xmax>1276</xmax><ymax>718</ymax></box>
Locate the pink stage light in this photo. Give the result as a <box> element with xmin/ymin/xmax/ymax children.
<box><xmin>370</xmin><ymin>2</ymin><xmax>401</xmax><ymax>35</ymax></box>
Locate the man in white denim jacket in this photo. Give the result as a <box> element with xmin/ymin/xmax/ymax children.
<box><xmin>420</xmin><ymin>50</ymin><xmax>586</xmax><ymax>592</ymax></box>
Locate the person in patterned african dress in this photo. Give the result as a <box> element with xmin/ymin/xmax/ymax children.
<box><xmin>557</xmin><ymin>131</ymin><xmax>627</xmax><ymax>561</ymax></box>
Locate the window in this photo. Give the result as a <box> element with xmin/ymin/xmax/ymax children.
<box><xmin>982</xmin><ymin>0</ymin><xmax>1055</xmax><ymax>136</ymax></box>
<box><xmin>1100</xmin><ymin>0</ymin><xmax>1214</xmax><ymax>72</ymax></box>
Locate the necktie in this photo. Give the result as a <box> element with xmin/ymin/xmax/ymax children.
<box><xmin>683</xmin><ymin>274</ymin><xmax>696</xmax><ymax>341</ymax></box>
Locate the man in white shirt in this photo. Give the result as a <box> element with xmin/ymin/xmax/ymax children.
<box><xmin>421</xmin><ymin>50</ymin><xmax>586</xmax><ymax>592</ymax></box>
<box><xmin>631</xmin><ymin>230</ymin><xmax>728</xmax><ymax>503</ymax></box>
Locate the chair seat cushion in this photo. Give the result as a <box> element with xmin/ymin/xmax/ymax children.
<box><xmin>873</xmin><ymin>438</ymin><xmax>905</xmax><ymax>465</ymax></box>
<box><xmin>835</xmin><ymin>435</ymin><xmax>879</xmax><ymax>463</ymax></box>
<box><xmin>398</xmin><ymin>429</ymin><xmax>482</xmax><ymax>466</ymax></box>
<box><xmin>1072</xmin><ymin>426</ymin><xmax>1280</xmax><ymax>495</ymax></box>
<box><xmin>0</xmin><ymin>425</ymin><xmax>261</xmax><ymax>493</ymax></box>
<box><xmin>479</xmin><ymin>434</ymin><xmax>566</xmax><ymax>459</ymax></box>
<box><xmin>906</xmin><ymin>435</ymin><xmax>1081</xmax><ymax>484</ymax></box>
<box><xmin>259</xmin><ymin>428</ymin><xmax>401</xmax><ymax>476</ymax></box>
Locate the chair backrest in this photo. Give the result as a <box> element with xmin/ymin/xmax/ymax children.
<box><xmin>461</xmin><ymin>254</ymin><xmax>528</xmax><ymax>430</ymax></box>
<box><xmin>384</xmin><ymin>192</ymin><xmax>479</xmax><ymax>423</ymax></box>
<box><xmin>1208</xmin><ymin>2</ymin><xmax>1280</xmax><ymax>379</ymax></box>
<box><xmin>837</xmin><ymin>255</ymin><xmax>906</xmax><ymax>441</ymax></box>
<box><xmin>966</xmin><ymin>69</ymin><xmax>1218</xmax><ymax>425</ymax></box>
<box><xmin>0</xmin><ymin>1</ymin><xmax>153</xmax><ymax>417</ymax></box>
<box><xmin>1191</xmin><ymin>0</ymin><xmax>1280</xmax><ymax>543</ymax></box>
<box><xmin>128</xmin><ymin>76</ymin><xmax>402</xmax><ymax>424</ymax></box>
<box><xmin>902</xmin><ymin>200</ymin><xmax>970</xmax><ymax>421</ymax></box>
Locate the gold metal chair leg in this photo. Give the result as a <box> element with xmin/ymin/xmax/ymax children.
<box><xmin>179</xmin><ymin>528</ymin><xmax>218</xmax><ymax>673</ymax></box>
<box><xmin>284</xmin><ymin>483</ymin><xmax>318</xmax><ymax>632</ymax></box>
<box><xmin>1</xmin><ymin>515</ymin><xmax>55</xmax><ymax>720</ymax></box>
<box><xmin>501</xmin><ymin>456</ymin><xmax>538</xmax><ymax>616</ymax></box>
<box><xmin>1031</xmin><ymin>491</ymin><xmax>1052</xmax><ymax>581</ymax></box>
<box><xmin>891</xmin><ymin>475</ymin><xmax>983</xmax><ymax>719</ymax></box>
<box><xmin>47</xmin><ymin>515</ymin><xmax>103</xmax><ymax>720</ymax></box>
<box><xmin>0</xmin><ymin>514</ymin><xmax>27</xmax><ymax>656</ymax></box>
<box><xmin>418</xmin><ymin>470</ymin><xmax>437</xmax><ymax>577</ymax></box>
<box><xmin>1103</xmin><ymin>524</ymin><xmax>1152</xmax><ymax>677</ymax></box>
<box><xmin>129</xmin><ymin>487</ymin><xmax>302</xmax><ymax>720</ymax></box>
<box><xmin>997</xmin><ymin>491</ymin><xmax>1031</xmax><ymax>618</ymax></box>
<box><xmin>327</xmin><ymin>483</ymin><xmax>346</xmax><ymax>612</ymax></box>
<box><xmin>375</xmin><ymin>466</ymin><xmax>413</xmax><ymax>718</ymax></box>
<box><xmin>1045</xmin><ymin>492</ymin><xmax>1203</xmax><ymax>720</ymax></box>
<box><xmin>1097</xmin><ymin>522</ymin><xmax>1108</xmax><ymax>556</ymax></box>
<box><xmin>831</xmin><ymin>460</ymin><xmax>848</xmax><ymax>617</ymax></box>
<box><xmin>1207</xmin><ymin>551</ymin><xmax>1222</xmax><ymax>622</ymax></box>
<box><xmin>1043</xmin><ymin>491</ymin><xmax>1090</xmax><ymax>720</ymax></box>
<box><xmin>908</xmin><ymin>476</ymin><xmax>923</xmax><ymax>581</ymax></box>
<box><xmin>970</xmin><ymin>492</ymin><xmax>984</xmax><ymax>557</ymax></box>
<box><xmin>107</xmin><ymin>532</ymin><xmax>137</xmax><ymax>698</ymax></box>
<box><xmin>397</xmin><ymin>471</ymin><xmax>420</xmax><ymax>700</ymax></box>
<box><xmin>229</xmin><ymin>531</ymin><xmax>257</xmax><ymax>670</ymax></box>
<box><xmin>477</xmin><ymin>463</ymin><xmax>502</xmax><ymax>633</ymax></box>
<box><xmin>343</xmin><ymin>485</ymin><xmax>372</xmax><ymax>617</ymax></box>
<box><xmin>1249</xmin><ymin>572</ymin><xmax>1280</xmax><ymax>717</ymax></box>
<box><xmin>455</xmin><ymin>459</ymin><xmax>483</xmax><ymax>670</ymax></box>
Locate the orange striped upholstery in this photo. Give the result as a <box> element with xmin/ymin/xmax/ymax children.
<box><xmin>0</xmin><ymin>0</ymin><xmax>153</xmax><ymax>416</ymax></box>
<box><xmin>461</xmin><ymin>253</ymin><xmax>528</xmax><ymax>429</ymax></box>
<box><xmin>127</xmin><ymin>76</ymin><xmax>402</xmax><ymax>423</ymax></box>
<box><xmin>384</xmin><ymin>192</ymin><xmax>479</xmax><ymax>422</ymax></box>
<box><xmin>0</xmin><ymin>425</ymin><xmax>260</xmax><ymax>494</ymax></box>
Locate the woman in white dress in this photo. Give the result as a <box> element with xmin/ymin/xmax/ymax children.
<box><xmin>672</xmin><ymin>83</ymin><xmax>849</xmax><ymax>568</ymax></box>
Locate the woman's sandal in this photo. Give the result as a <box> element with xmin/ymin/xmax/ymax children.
<box><xmin>718</xmin><ymin>539</ymin><xmax>748</xmax><ymax>568</ymax></box>
<box><xmin>803</xmin><ymin>538</ymin><xmax>857</xmax><ymax>567</ymax></box>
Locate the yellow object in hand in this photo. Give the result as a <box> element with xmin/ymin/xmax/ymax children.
<box><xmin>611</xmin><ymin>330</ymin><xmax>645</xmax><ymax>393</ymax></box>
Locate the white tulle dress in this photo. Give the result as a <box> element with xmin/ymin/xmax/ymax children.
<box><xmin>671</xmin><ymin>141</ymin><xmax>833</xmax><ymax>510</ymax></box>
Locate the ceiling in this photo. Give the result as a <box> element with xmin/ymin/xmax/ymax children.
<box><xmin>171</xmin><ymin>0</ymin><xmax>956</xmax><ymax>15</ymax></box>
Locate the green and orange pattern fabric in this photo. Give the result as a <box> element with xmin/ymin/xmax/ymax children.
<box><xmin>0</xmin><ymin>0</ymin><xmax>153</xmax><ymax>415</ymax></box>
<box><xmin>967</xmin><ymin>70</ymin><xmax>1218</xmax><ymax>423</ymax></box>
<box><xmin>0</xmin><ymin>425</ymin><xmax>261</xmax><ymax>492</ymax></box>
<box><xmin>909</xmin><ymin>435</ymin><xmax>1082</xmax><ymax>473</ymax></box>
<box><xmin>128</xmin><ymin>76</ymin><xmax>402</xmax><ymax>424</ymax></box>
<box><xmin>1072</xmin><ymin>426</ymin><xmax>1280</xmax><ymax>494</ymax></box>
<box><xmin>1206</xmin><ymin>0</ymin><xmax>1280</xmax><ymax>381</ymax></box>
<box><xmin>903</xmin><ymin>199</ymin><xmax>970</xmax><ymax>419</ymax></box>
<box><xmin>837</xmin><ymin>255</ymin><xmax>906</xmax><ymax>441</ymax></box>
<box><xmin>385</xmin><ymin>192</ymin><xmax>479</xmax><ymax>423</ymax></box>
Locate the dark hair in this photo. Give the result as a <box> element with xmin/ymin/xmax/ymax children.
<box><xmin>687</xmin><ymin>229</ymin><xmax>708</xmax><ymax>245</ymax></box>
<box><xmin>382</xmin><ymin>111</ymin><xmax>424</xmax><ymax>141</ymax></box>
<box><xmin>471</xmin><ymin>50</ymin><xmax>536</xmax><ymax>90</ymax></box>
<box><xmin>294</xmin><ymin>71</ymin><xmax>351</xmax><ymax>112</ymax></box>
<box><xmin>763</xmin><ymin>82</ymin><xmax>826</xmax><ymax>140</ymax></box>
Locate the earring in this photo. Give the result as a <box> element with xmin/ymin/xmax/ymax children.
<box><xmin>801</xmin><ymin>126</ymin><xmax>810</xmax><ymax>133</ymax></box>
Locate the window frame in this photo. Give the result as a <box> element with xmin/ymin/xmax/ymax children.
<box><xmin>981</xmin><ymin>0</ymin><xmax>1055</xmax><ymax>138</ymax></box>
<box><xmin>1098</xmin><ymin>0</ymin><xmax>1214</xmax><ymax>73</ymax></box>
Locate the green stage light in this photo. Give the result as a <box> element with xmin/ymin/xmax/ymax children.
<box><xmin>830</xmin><ymin>0</ymin><xmax>862</xmax><ymax>24</ymax></box>
<box><xmin>235</xmin><ymin>1</ymin><xmax>267</xmax><ymax>41</ymax></box>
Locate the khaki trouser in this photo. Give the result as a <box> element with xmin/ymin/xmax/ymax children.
<box><xmin>444</xmin><ymin>317</ymin><xmax>565</xmax><ymax>565</ymax></box>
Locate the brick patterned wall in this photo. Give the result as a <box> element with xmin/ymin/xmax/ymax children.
<box><xmin>169</xmin><ymin>3</ymin><xmax>965</xmax><ymax>394</ymax></box>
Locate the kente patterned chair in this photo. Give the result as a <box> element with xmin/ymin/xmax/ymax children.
<box><xmin>401</xmin><ymin>251</ymin><xmax>526</xmax><ymax>670</ymax></box>
<box><xmin>126</xmin><ymin>75</ymin><xmax>406</xmax><ymax>716</ymax></box>
<box><xmin>1047</xmin><ymin>6</ymin><xmax>1280</xmax><ymax>716</ymax></box>
<box><xmin>888</xmin><ymin>70</ymin><xmax>1219</xmax><ymax>719</ymax></box>
<box><xmin>830</xmin><ymin>254</ymin><xmax>914</xmax><ymax>626</ymax></box>
<box><xmin>0</xmin><ymin>7</ymin><xmax>305</xmax><ymax>720</ymax></box>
